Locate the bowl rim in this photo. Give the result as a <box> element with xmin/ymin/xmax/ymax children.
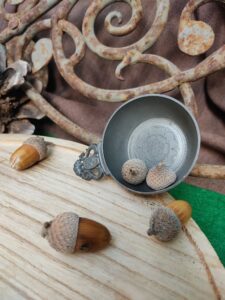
<box><xmin>101</xmin><ymin>94</ymin><xmax>201</xmax><ymax>194</ymax></box>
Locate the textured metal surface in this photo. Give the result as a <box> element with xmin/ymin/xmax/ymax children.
<box><xmin>178</xmin><ymin>0</ymin><xmax>215</xmax><ymax>56</ymax></box>
<box><xmin>0</xmin><ymin>0</ymin><xmax>60</xmax><ymax>43</ymax></box>
<box><xmin>115</xmin><ymin>50</ymin><xmax>198</xmax><ymax>116</ymax></box>
<box><xmin>104</xmin><ymin>0</ymin><xmax>143</xmax><ymax>36</ymax></box>
<box><xmin>52</xmin><ymin>16</ymin><xmax>225</xmax><ymax>116</ymax></box>
<box><xmin>82</xmin><ymin>0</ymin><xmax>169</xmax><ymax>60</ymax></box>
<box><xmin>127</xmin><ymin>118</ymin><xmax>187</xmax><ymax>172</ymax></box>
<box><xmin>24</xmin><ymin>83</ymin><xmax>100</xmax><ymax>145</ymax></box>
<box><xmin>178</xmin><ymin>0</ymin><xmax>225</xmax><ymax>56</ymax></box>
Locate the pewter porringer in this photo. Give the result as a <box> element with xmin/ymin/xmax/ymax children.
<box><xmin>74</xmin><ymin>94</ymin><xmax>200</xmax><ymax>195</ymax></box>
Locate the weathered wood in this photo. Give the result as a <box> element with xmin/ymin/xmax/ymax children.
<box><xmin>0</xmin><ymin>134</ymin><xmax>224</xmax><ymax>300</ymax></box>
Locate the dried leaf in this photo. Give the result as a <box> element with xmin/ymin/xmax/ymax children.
<box><xmin>10</xmin><ymin>60</ymin><xmax>30</xmax><ymax>77</ymax></box>
<box><xmin>31</xmin><ymin>38</ymin><xmax>53</xmax><ymax>73</ymax></box>
<box><xmin>8</xmin><ymin>119</ymin><xmax>35</xmax><ymax>134</ymax></box>
<box><xmin>0</xmin><ymin>60</ymin><xmax>30</xmax><ymax>95</ymax></box>
<box><xmin>0</xmin><ymin>68</ymin><xmax>16</xmax><ymax>95</ymax></box>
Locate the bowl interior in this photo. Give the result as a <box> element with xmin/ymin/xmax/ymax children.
<box><xmin>102</xmin><ymin>94</ymin><xmax>200</xmax><ymax>194</ymax></box>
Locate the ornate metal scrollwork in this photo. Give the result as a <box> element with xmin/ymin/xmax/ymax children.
<box><xmin>73</xmin><ymin>144</ymin><xmax>104</xmax><ymax>180</ymax></box>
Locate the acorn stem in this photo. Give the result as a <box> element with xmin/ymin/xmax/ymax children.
<box><xmin>147</xmin><ymin>228</ymin><xmax>154</xmax><ymax>236</ymax></box>
<box><xmin>41</xmin><ymin>221</ymin><xmax>51</xmax><ymax>238</ymax></box>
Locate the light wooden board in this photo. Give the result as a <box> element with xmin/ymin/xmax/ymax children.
<box><xmin>0</xmin><ymin>134</ymin><xmax>224</xmax><ymax>300</ymax></box>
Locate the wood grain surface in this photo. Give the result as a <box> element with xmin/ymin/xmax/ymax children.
<box><xmin>0</xmin><ymin>134</ymin><xmax>224</xmax><ymax>300</ymax></box>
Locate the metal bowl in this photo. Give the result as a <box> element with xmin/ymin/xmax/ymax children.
<box><xmin>74</xmin><ymin>94</ymin><xmax>200</xmax><ymax>195</ymax></box>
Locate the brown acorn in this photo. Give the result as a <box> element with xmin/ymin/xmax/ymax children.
<box><xmin>10</xmin><ymin>136</ymin><xmax>47</xmax><ymax>170</ymax></box>
<box><xmin>167</xmin><ymin>200</ymin><xmax>192</xmax><ymax>224</ymax></box>
<box><xmin>41</xmin><ymin>212</ymin><xmax>111</xmax><ymax>253</ymax></box>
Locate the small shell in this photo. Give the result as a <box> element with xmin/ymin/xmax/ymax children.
<box><xmin>121</xmin><ymin>159</ymin><xmax>148</xmax><ymax>185</ymax></box>
<box><xmin>167</xmin><ymin>200</ymin><xmax>192</xmax><ymax>224</ymax></box>
<box><xmin>147</xmin><ymin>207</ymin><xmax>181</xmax><ymax>242</ymax></box>
<box><xmin>146</xmin><ymin>162</ymin><xmax>176</xmax><ymax>190</ymax></box>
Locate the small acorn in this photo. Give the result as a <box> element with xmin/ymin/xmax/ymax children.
<box><xmin>167</xmin><ymin>200</ymin><xmax>192</xmax><ymax>224</ymax></box>
<box><xmin>121</xmin><ymin>159</ymin><xmax>148</xmax><ymax>185</ymax></box>
<box><xmin>10</xmin><ymin>136</ymin><xmax>48</xmax><ymax>170</ymax></box>
<box><xmin>147</xmin><ymin>207</ymin><xmax>181</xmax><ymax>242</ymax></box>
<box><xmin>41</xmin><ymin>212</ymin><xmax>111</xmax><ymax>253</ymax></box>
<box><xmin>146</xmin><ymin>162</ymin><xmax>176</xmax><ymax>190</ymax></box>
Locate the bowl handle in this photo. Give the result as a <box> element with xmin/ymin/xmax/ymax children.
<box><xmin>73</xmin><ymin>143</ymin><xmax>110</xmax><ymax>180</ymax></box>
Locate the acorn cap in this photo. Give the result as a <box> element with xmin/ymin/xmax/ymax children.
<box><xmin>146</xmin><ymin>162</ymin><xmax>176</xmax><ymax>190</ymax></box>
<box><xmin>147</xmin><ymin>207</ymin><xmax>181</xmax><ymax>242</ymax></box>
<box><xmin>24</xmin><ymin>136</ymin><xmax>47</xmax><ymax>160</ymax></box>
<box><xmin>42</xmin><ymin>212</ymin><xmax>79</xmax><ymax>254</ymax></box>
<box><xmin>121</xmin><ymin>159</ymin><xmax>148</xmax><ymax>185</ymax></box>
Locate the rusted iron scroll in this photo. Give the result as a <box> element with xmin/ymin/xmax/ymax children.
<box><xmin>178</xmin><ymin>0</ymin><xmax>225</xmax><ymax>56</ymax></box>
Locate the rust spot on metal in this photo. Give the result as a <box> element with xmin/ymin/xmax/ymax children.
<box><xmin>178</xmin><ymin>0</ymin><xmax>216</xmax><ymax>56</ymax></box>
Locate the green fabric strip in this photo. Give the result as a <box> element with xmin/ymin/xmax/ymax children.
<box><xmin>170</xmin><ymin>183</ymin><xmax>225</xmax><ymax>266</ymax></box>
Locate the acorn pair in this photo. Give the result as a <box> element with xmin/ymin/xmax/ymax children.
<box><xmin>43</xmin><ymin>200</ymin><xmax>192</xmax><ymax>255</ymax></box>
<box><xmin>9</xmin><ymin>137</ymin><xmax>112</xmax><ymax>253</ymax></box>
<box><xmin>121</xmin><ymin>159</ymin><xmax>176</xmax><ymax>190</ymax></box>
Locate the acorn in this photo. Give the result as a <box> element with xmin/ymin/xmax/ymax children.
<box><xmin>146</xmin><ymin>162</ymin><xmax>176</xmax><ymax>190</ymax></box>
<box><xmin>147</xmin><ymin>207</ymin><xmax>181</xmax><ymax>242</ymax></box>
<box><xmin>41</xmin><ymin>212</ymin><xmax>111</xmax><ymax>253</ymax></box>
<box><xmin>121</xmin><ymin>159</ymin><xmax>148</xmax><ymax>185</ymax></box>
<box><xmin>10</xmin><ymin>136</ymin><xmax>48</xmax><ymax>170</ymax></box>
<box><xmin>167</xmin><ymin>200</ymin><xmax>192</xmax><ymax>224</ymax></box>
